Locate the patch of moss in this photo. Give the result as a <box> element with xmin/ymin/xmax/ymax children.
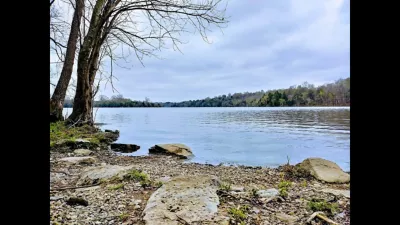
<box><xmin>109</xmin><ymin>183</ymin><xmax>124</xmax><ymax>190</ymax></box>
<box><xmin>307</xmin><ymin>199</ymin><xmax>339</xmax><ymax>215</ymax></box>
<box><xmin>50</xmin><ymin>121</ymin><xmax>107</xmax><ymax>148</ymax></box>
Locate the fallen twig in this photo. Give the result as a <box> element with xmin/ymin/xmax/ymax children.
<box><xmin>307</xmin><ymin>212</ymin><xmax>323</xmax><ymax>223</ymax></box>
<box><xmin>316</xmin><ymin>214</ymin><xmax>340</xmax><ymax>225</ymax></box>
<box><xmin>50</xmin><ymin>183</ymin><xmax>100</xmax><ymax>191</ymax></box>
<box><xmin>306</xmin><ymin>211</ymin><xmax>340</xmax><ymax>225</ymax></box>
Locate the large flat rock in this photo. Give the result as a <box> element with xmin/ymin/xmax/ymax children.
<box><xmin>59</xmin><ymin>156</ymin><xmax>97</xmax><ymax>165</ymax></box>
<box><xmin>142</xmin><ymin>175</ymin><xmax>221</xmax><ymax>225</ymax></box>
<box><xmin>76</xmin><ymin>164</ymin><xmax>134</xmax><ymax>186</ymax></box>
<box><xmin>149</xmin><ymin>143</ymin><xmax>193</xmax><ymax>159</ymax></box>
<box><xmin>297</xmin><ymin>158</ymin><xmax>350</xmax><ymax>183</ymax></box>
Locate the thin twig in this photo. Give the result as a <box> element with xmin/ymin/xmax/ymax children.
<box><xmin>306</xmin><ymin>211</ymin><xmax>340</xmax><ymax>225</ymax></box>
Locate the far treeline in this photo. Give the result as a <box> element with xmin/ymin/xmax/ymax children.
<box><xmin>164</xmin><ymin>77</ymin><xmax>350</xmax><ymax>107</ymax></box>
<box><xmin>64</xmin><ymin>77</ymin><xmax>349</xmax><ymax>108</ymax></box>
<box><xmin>64</xmin><ymin>95</ymin><xmax>162</xmax><ymax>108</ymax></box>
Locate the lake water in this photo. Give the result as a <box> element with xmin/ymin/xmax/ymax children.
<box><xmin>64</xmin><ymin>107</ymin><xmax>350</xmax><ymax>171</ymax></box>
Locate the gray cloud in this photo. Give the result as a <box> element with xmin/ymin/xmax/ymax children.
<box><xmin>52</xmin><ymin>0</ymin><xmax>349</xmax><ymax>103</ymax></box>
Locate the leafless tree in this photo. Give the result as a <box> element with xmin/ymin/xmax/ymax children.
<box><xmin>67</xmin><ymin>0</ymin><xmax>229</xmax><ymax>125</ymax></box>
<box><xmin>50</xmin><ymin>0</ymin><xmax>86</xmax><ymax>121</ymax></box>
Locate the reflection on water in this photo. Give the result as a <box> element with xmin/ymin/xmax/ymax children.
<box><xmin>67</xmin><ymin>107</ymin><xmax>350</xmax><ymax>171</ymax></box>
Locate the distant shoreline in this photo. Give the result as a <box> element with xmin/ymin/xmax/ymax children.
<box><xmin>63</xmin><ymin>105</ymin><xmax>350</xmax><ymax>108</ymax></box>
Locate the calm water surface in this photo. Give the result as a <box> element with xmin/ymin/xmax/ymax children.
<box><xmin>65</xmin><ymin>107</ymin><xmax>350</xmax><ymax>171</ymax></box>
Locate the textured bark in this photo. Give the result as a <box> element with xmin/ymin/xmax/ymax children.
<box><xmin>50</xmin><ymin>0</ymin><xmax>85</xmax><ymax>121</ymax></box>
<box><xmin>68</xmin><ymin>0</ymin><xmax>107</xmax><ymax>125</ymax></box>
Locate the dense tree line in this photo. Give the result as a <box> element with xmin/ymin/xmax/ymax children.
<box><xmin>164</xmin><ymin>78</ymin><xmax>350</xmax><ymax>107</ymax></box>
<box><xmin>64</xmin><ymin>95</ymin><xmax>161</xmax><ymax>108</ymax></box>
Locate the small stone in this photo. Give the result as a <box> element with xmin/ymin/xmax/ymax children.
<box><xmin>231</xmin><ymin>186</ymin><xmax>245</xmax><ymax>192</ymax></box>
<box><xmin>134</xmin><ymin>200</ymin><xmax>142</xmax><ymax>205</ymax></box>
<box><xmin>335</xmin><ymin>212</ymin><xmax>346</xmax><ymax>219</ymax></box>
<box><xmin>50</xmin><ymin>196</ymin><xmax>64</xmax><ymax>201</ymax></box>
<box><xmin>256</xmin><ymin>189</ymin><xmax>279</xmax><ymax>198</ymax></box>
<box><xmin>74</xmin><ymin>149</ymin><xmax>93</xmax><ymax>156</ymax></box>
<box><xmin>275</xmin><ymin>213</ymin><xmax>298</xmax><ymax>224</ymax></box>
<box><xmin>134</xmin><ymin>205</ymin><xmax>141</xmax><ymax>209</ymax></box>
<box><xmin>118</xmin><ymin>204</ymin><xmax>125</xmax><ymax>209</ymax></box>
<box><xmin>251</xmin><ymin>207</ymin><xmax>260</xmax><ymax>214</ymax></box>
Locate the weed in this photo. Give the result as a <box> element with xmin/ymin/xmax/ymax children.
<box><xmin>155</xmin><ymin>181</ymin><xmax>163</xmax><ymax>188</ymax></box>
<box><xmin>228</xmin><ymin>206</ymin><xmax>248</xmax><ymax>222</ymax></box>
<box><xmin>278</xmin><ymin>180</ymin><xmax>292</xmax><ymax>198</ymax></box>
<box><xmin>124</xmin><ymin>169</ymin><xmax>149</xmax><ymax>182</ymax></box>
<box><xmin>219</xmin><ymin>182</ymin><xmax>232</xmax><ymax>191</ymax></box>
<box><xmin>307</xmin><ymin>199</ymin><xmax>339</xmax><ymax>215</ymax></box>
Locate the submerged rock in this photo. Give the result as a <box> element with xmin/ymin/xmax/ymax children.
<box><xmin>111</xmin><ymin>143</ymin><xmax>140</xmax><ymax>153</ymax></box>
<box><xmin>77</xmin><ymin>164</ymin><xmax>134</xmax><ymax>185</ymax></box>
<box><xmin>142</xmin><ymin>175</ymin><xmax>221</xmax><ymax>225</ymax></box>
<box><xmin>149</xmin><ymin>144</ymin><xmax>193</xmax><ymax>159</ymax></box>
<box><xmin>297</xmin><ymin>158</ymin><xmax>350</xmax><ymax>183</ymax></box>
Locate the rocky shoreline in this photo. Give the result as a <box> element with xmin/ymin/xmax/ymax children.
<box><xmin>50</xmin><ymin>126</ymin><xmax>350</xmax><ymax>225</ymax></box>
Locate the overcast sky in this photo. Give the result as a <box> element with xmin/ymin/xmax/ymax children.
<box><xmin>51</xmin><ymin>0</ymin><xmax>349</xmax><ymax>102</ymax></box>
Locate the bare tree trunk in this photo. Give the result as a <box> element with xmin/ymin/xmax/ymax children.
<box><xmin>68</xmin><ymin>0</ymin><xmax>106</xmax><ymax>125</ymax></box>
<box><xmin>50</xmin><ymin>0</ymin><xmax>85</xmax><ymax>121</ymax></box>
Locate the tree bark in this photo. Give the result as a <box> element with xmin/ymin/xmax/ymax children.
<box><xmin>68</xmin><ymin>0</ymin><xmax>107</xmax><ymax>125</ymax></box>
<box><xmin>50</xmin><ymin>0</ymin><xmax>85</xmax><ymax>121</ymax></box>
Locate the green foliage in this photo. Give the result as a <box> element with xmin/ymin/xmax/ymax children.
<box><xmin>307</xmin><ymin>199</ymin><xmax>339</xmax><ymax>215</ymax></box>
<box><xmin>50</xmin><ymin>121</ymin><xmax>105</xmax><ymax>147</ymax></box>
<box><xmin>219</xmin><ymin>182</ymin><xmax>232</xmax><ymax>191</ymax></box>
<box><xmin>228</xmin><ymin>205</ymin><xmax>249</xmax><ymax>222</ymax></box>
<box><xmin>124</xmin><ymin>169</ymin><xmax>149</xmax><ymax>182</ymax></box>
<box><xmin>109</xmin><ymin>183</ymin><xmax>124</xmax><ymax>190</ymax></box>
<box><xmin>278</xmin><ymin>180</ymin><xmax>292</xmax><ymax>198</ymax></box>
